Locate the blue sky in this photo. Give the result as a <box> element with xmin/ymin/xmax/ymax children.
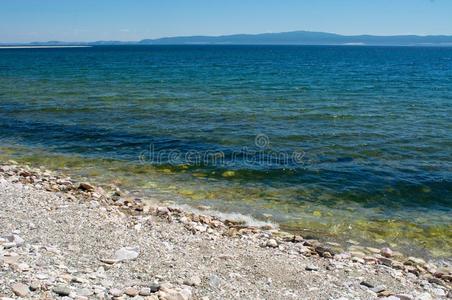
<box><xmin>1</xmin><ymin>0</ymin><xmax>452</xmax><ymax>42</ymax></box>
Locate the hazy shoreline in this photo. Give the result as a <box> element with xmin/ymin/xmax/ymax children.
<box><xmin>2</xmin><ymin>30</ymin><xmax>452</xmax><ymax>47</ymax></box>
<box><xmin>0</xmin><ymin>46</ymin><xmax>91</xmax><ymax>49</ymax></box>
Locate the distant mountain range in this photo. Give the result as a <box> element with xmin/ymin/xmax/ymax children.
<box><xmin>3</xmin><ymin>31</ymin><xmax>452</xmax><ymax>46</ymax></box>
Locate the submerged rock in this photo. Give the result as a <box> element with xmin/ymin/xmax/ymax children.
<box><xmin>221</xmin><ymin>170</ymin><xmax>236</xmax><ymax>177</ymax></box>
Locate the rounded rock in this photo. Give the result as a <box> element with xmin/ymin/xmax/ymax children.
<box><xmin>139</xmin><ymin>287</ymin><xmax>152</xmax><ymax>296</ymax></box>
<box><xmin>266</xmin><ymin>239</ymin><xmax>278</xmax><ymax>248</ymax></box>
<box><xmin>124</xmin><ymin>287</ymin><xmax>139</xmax><ymax>297</ymax></box>
<box><xmin>380</xmin><ymin>247</ymin><xmax>393</xmax><ymax>258</ymax></box>
<box><xmin>11</xmin><ymin>283</ymin><xmax>29</xmax><ymax>297</ymax></box>
<box><xmin>109</xmin><ymin>288</ymin><xmax>124</xmax><ymax>297</ymax></box>
<box><xmin>52</xmin><ymin>285</ymin><xmax>71</xmax><ymax>296</ymax></box>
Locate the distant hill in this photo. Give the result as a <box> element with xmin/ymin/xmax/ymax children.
<box><xmin>3</xmin><ymin>31</ymin><xmax>452</xmax><ymax>46</ymax></box>
<box><xmin>139</xmin><ymin>31</ymin><xmax>452</xmax><ymax>46</ymax></box>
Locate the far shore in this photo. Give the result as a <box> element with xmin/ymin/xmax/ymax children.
<box><xmin>0</xmin><ymin>46</ymin><xmax>91</xmax><ymax>49</ymax></box>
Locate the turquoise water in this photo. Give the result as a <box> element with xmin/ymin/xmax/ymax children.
<box><xmin>0</xmin><ymin>45</ymin><xmax>451</xmax><ymax>257</ymax></box>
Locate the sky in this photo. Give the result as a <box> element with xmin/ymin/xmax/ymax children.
<box><xmin>1</xmin><ymin>0</ymin><xmax>452</xmax><ymax>43</ymax></box>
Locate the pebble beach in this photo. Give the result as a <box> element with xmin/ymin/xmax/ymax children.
<box><xmin>0</xmin><ymin>161</ymin><xmax>450</xmax><ymax>300</ymax></box>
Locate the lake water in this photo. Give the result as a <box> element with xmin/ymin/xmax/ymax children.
<box><xmin>0</xmin><ymin>45</ymin><xmax>451</xmax><ymax>258</ymax></box>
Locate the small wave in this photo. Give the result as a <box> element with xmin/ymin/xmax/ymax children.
<box><xmin>169</xmin><ymin>203</ymin><xmax>278</xmax><ymax>229</ymax></box>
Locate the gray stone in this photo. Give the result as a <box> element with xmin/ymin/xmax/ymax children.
<box><xmin>431</xmin><ymin>288</ymin><xmax>446</xmax><ymax>297</ymax></box>
<box><xmin>208</xmin><ymin>275</ymin><xmax>221</xmax><ymax>289</ymax></box>
<box><xmin>370</xmin><ymin>285</ymin><xmax>386</xmax><ymax>293</ymax></box>
<box><xmin>149</xmin><ymin>282</ymin><xmax>160</xmax><ymax>292</ymax></box>
<box><xmin>139</xmin><ymin>287</ymin><xmax>152</xmax><ymax>296</ymax></box>
<box><xmin>10</xmin><ymin>234</ymin><xmax>24</xmax><ymax>247</ymax></box>
<box><xmin>29</xmin><ymin>281</ymin><xmax>40</xmax><ymax>291</ymax></box>
<box><xmin>109</xmin><ymin>288</ymin><xmax>123</xmax><ymax>297</ymax></box>
<box><xmin>158</xmin><ymin>287</ymin><xmax>192</xmax><ymax>300</ymax></box>
<box><xmin>114</xmin><ymin>246</ymin><xmax>140</xmax><ymax>262</ymax></box>
<box><xmin>77</xmin><ymin>288</ymin><xmax>94</xmax><ymax>297</ymax></box>
<box><xmin>305</xmin><ymin>265</ymin><xmax>319</xmax><ymax>271</ymax></box>
<box><xmin>53</xmin><ymin>285</ymin><xmax>71</xmax><ymax>296</ymax></box>
<box><xmin>414</xmin><ymin>293</ymin><xmax>432</xmax><ymax>300</ymax></box>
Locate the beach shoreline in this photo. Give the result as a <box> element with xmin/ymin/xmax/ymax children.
<box><xmin>1</xmin><ymin>44</ymin><xmax>451</xmax><ymax>263</ymax></box>
<box><xmin>0</xmin><ymin>160</ymin><xmax>450</xmax><ymax>299</ymax></box>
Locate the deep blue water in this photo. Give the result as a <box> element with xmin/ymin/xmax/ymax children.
<box><xmin>0</xmin><ymin>45</ymin><xmax>451</xmax><ymax>256</ymax></box>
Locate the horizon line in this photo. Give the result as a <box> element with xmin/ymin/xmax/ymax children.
<box><xmin>2</xmin><ymin>30</ymin><xmax>452</xmax><ymax>44</ymax></box>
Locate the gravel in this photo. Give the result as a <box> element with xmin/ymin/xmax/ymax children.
<box><xmin>0</xmin><ymin>163</ymin><xmax>451</xmax><ymax>299</ymax></box>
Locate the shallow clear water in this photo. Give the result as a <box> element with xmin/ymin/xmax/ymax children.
<box><xmin>0</xmin><ymin>45</ymin><xmax>451</xmax><ymax>257</ymax></box>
